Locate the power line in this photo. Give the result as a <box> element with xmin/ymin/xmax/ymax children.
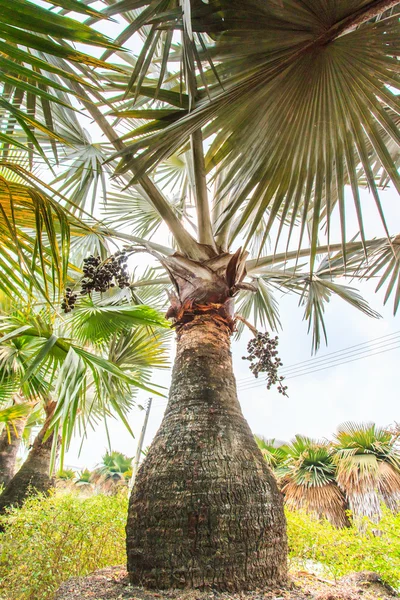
<box><xmin>148</xmin><ymin>331</ymin><xmax>400</xmax><ymax>405</ymax></box>
<box><xmin>237</xmin><ymin>330</ymin><xmax>400</xmax><ymax>386</ymax></box>
<box><xmin>237</xmin><ymin>336</ymin><xmax>400</xmax><ymax>387</ymax></box>
<box><xmin>238</xmin><ymin>343</ymin><xmax>400</xmax><ymax>391</ymax></box>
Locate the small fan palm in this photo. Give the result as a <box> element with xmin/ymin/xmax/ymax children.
<box><xmin>280</xmin><ymin>436</ymin><xmax>349</xmax><ymax>529</ymax></box>
<box><xmin>255</xmin><ymin>436</ymin><xmax>287</xmax><ymax>471</ymax></box>
<box><xmin>0</xmin><ymin>298</ymin><xmax>169</xmax><ymax>511</ymax></box>
<box><xmin>333</xmin><ymin>422</ymin><xmax>400</xmax><ymax>523</ymax></box>
<box><xmin>91</xmin><ymin>450</ymin><xmax>133</xmax><ymax>493</ymax></box>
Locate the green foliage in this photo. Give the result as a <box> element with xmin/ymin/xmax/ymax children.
<box><xmin>56</xmin><ymin>468</ymin><xmax>76</xmax><ymax>481</ymax></box>
<box><xmin>0</xmin><ymin>492</ymin><xmax>128</xmax><ymax>600</ymax></box>
<box><xmin>286</xmin><ymin>507</ymin><xmax>400</xmax><ymax>589</ymax></box>
<box><xmin>90</xmin><ymin>450</ymin><xmax>133</xmax><ymax>492</ymax></box>
<box><xmin>1</xmin><ymin>493</ymin><xmax>399</xmax><ymax>599</ymax></box>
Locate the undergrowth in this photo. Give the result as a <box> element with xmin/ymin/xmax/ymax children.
<box><xmin>0</xmin><ymin>492</ymin><xmax>399</xmax><ymax>600</ymax></box>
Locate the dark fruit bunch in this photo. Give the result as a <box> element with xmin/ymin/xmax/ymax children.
<box><xmin>80</xmin><ymin>251</ymin><xmax>130</xmax><ymax>296</ymax></box>
<box><xmin>242</xmin><ymin>331</ymin><xmax>288</xmax><ymax>396</ymax></box>
<box><xmin>61</xmin><ymin>251</ymin><xmax>131</xmax><ymax>313</ymax></box>
<box><xmin>61</xmin><ymin>288</ymin><xmax>77</xmax><ymax>313</ymax></box>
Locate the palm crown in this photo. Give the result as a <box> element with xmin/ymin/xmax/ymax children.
<box><xmin>1</xmin><ymin>0</ymin><xmax>398</xmax><ymax>357</ymax></box>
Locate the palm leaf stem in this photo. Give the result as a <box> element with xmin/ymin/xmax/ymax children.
<box><xmin>315</xmin><ymin>0</ymin><xmax>400</xmax><ymax>45</ymax></box>
<box><xmin>63</xmin><ymin>77</ymin><xmax>208</xmax><ymax>261</ymax></box>
<box><xmin>246</xmin><ymin>239</ymin><xmax>385</xmax><ymax>273</ymax></box>
<box><xmin>182</xmin><ymin>24</ymin><xmax>216</xmax><ymax>250</ymax></box>
<box><xmin>191</xmin><ymin>128</ymin><xmax>215</xmax><ymax>248</ymax></box>
<box><xmin>98</xmin><ymin>227</ymin><xmax>174</xmax><ymax>255</ymax></box>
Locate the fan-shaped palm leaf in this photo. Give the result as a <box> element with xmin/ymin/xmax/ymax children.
<box><xmin>115</xmin><ymin>0</ymin><xmax>399</xmax><ymax>267</ymax></box>
<box><xmin>0</xmin><ymin>0</ymin><xmax>121</xmax><ymax>152</ymax></box>
<box><xmin>280</xmin><ymin>435</ymin><xmax>349</xmax><ymax>528</ymax></box>
<box><xmin>333</xmin><ymin>422</ymin><xmax>400</xmax><ymax>523</ymax></box>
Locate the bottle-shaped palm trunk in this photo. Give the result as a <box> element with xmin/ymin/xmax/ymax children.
<box><xmin>0</xmin><ymin>402</ymin><xmax>58</xmax><ymax>515</ymax></box>
<box><xmin>126</xmin><ymin>312</ymin><xmax>287</xmax><ymax>590</ymax></box>
<box><xmin>0</xmin><ymin>412</ymin><xmax>29</xmax><ymax>488</ymax></box>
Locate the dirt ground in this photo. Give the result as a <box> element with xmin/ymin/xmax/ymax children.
<box><xmin>54</xmin><ymin>567</ymin><xmax>398</xmax><ymax>600</ymax></box>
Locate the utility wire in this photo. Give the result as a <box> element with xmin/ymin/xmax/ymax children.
<box><xmin>237</xmin><ymin>330</ymin><xmax>400</xmax><ymax>386</ymax></box>
<box><xmin>149</xmin><ymin>331</ymin><xmax>400</xmax><ymax>405</ymax></box>
<box><xmin>238</xmin><ymin>343</ymin><xmax>400</xmax><ymax>391</ymax></box>
<box><xmin>237</xmin><ymin>336</ymin><xmax>400</xmax><ymax>387</ymax></box>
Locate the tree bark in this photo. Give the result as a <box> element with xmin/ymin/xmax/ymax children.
<box><xmin>0</xmin><ymin>403</ymin><xmax>58</xmax><ymax>515</ymax></box>
<box><xmin>126</xmin><ymin>315</ymin><xmax>287</xmax><ymax>591</ymax></box>
<box><xmin>0</xmin><ymin>414</ymin><xmax>28</xmax><ymax>488</ymax></box>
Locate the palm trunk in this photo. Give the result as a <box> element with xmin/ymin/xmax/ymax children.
<box><xmin>0</xmin><ymin>402</ymin><xmax>58</xmax><ymax>515</ymax></box>
<box><xmin>126</xmin><ymin>314</ymin><xmax>287</xmax><ymax>591</ymax></box>
<box><xmin>0</xmin><ymin>414</ymin><xmax>28</xmax><ymax>488</ymax></box>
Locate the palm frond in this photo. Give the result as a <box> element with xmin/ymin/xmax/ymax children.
<box><xmin>0</xmin><ymin>0</ymin><xmax>121</xmax><ymax>151</ymax></box>
<box><xmin>361</xmin><ymin>235</ymin><xmax>400</xmax><ymax>316</ymax></box>
<box><xmin>0</xmin><ymin>162</ymin><xmax>95</xmax><ymax>298</ymax></box>
<box><xmin>235</xmin><ymin>277</ymin><xmax>281</xmax><ymax>336</ymax></box>
<box><xmin>115</xmin><ymin>0</ymin><xmax>400</xmax><ymax>266</ymax></box>
<box><xmin>67</xmin><ymin>299</ymin><xmax>169</xmax><ymax>346</ymax></box>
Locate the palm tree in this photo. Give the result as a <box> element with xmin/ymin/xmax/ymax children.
<box><xmin>255</xmin><ymin>436</ymin><xmax>288</xmax><ymax>472</ymax></box>
<box><xmin>0</xmin><ymin>398</ymin><xmax>32</xmax><ymax>487</ymax></box>
<box><xmin>279</xmin><ymin>436</ymin><xmax>350</xmax><ymax>529</ymax></box>
<box><xmin>2</xmin><ymin>0</ymin><xmax>400</xmax><ymax>591</ymax></box>
<box><xmin>0</xmin><ymin>300</ymin><xmax>168</xmax><ymax>513</ymax></box>
<box><xmin>90</xmin><ymin>450</ymin><xmax>133</xmax><ymax>493</ymax></box>
<box><xmin>333</xmin><ymin>422</ymin><xmax>400</xmax><ymax>523</ymax></box>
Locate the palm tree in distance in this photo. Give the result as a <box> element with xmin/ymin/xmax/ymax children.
<box><xmin>90</xmin><ymin>450</ymin><xmax>133</xmax><ymax>493</ymax></box>
<box><xmin>1</xmin><ymin>0</ymin><xmax>400</xmax><ymax>591</ymax></box>
<box><xmin>255</xmin><ymin>436</ymin><xmax>288</xmax><ymax>473</ymax></box>
<box><xmin>333</xmin><ymin>422</ymin><xmax>400</xmax><ymax>523</ymax></box>
<box><xmin>278</xmin><ymin>436</ymin><xmax>350</xmax><ymax>529</ymax></box>
<box><xmin>0</xmin><ymin>300</ymin><xmax>168</xmax><ymax>513</ymax></box>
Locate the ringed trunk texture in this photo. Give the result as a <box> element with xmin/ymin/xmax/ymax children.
<box><xmin>127</xmin><ymin>315</ymin><xmax>287</xmax><ymax>591</ymax></box>
<box><xmin>0</xmin><ymin>414</ymin><xmax>28</xmax><ymax>488</ymax></box>
<box><xmin>0</xmin><ymin>403</ymin><xmax>58</xmax><ymax>515</ymax></box>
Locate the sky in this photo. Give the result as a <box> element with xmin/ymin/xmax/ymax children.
<box><xmin>64</xmin><ymin>184</ymin><xmax>400</xmax><ymax>470</ymax></box>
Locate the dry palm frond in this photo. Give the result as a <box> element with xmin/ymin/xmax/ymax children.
<box><xmin>333</xmin><ymin>422</ymin><xmax>400</xmax><ymax>523</ymax></box>
<box><xmin>282</xmin><ymin>481</ymin><xmax>349</xmax><ymax>529</ymax></box>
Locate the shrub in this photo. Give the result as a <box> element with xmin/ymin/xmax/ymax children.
<box><xmin>0</xmin><ymin>493</ymin><xmax>399</xmax><ymax>600</ymax></box>
<box><xmin>286</xmin><ymin>507</ymin><xmax>400</xmax><ymax>589</ymax></box>
<box><xmin>0</xmin><ymin>492</ymin><xmax>128</xmax><ymax>600</ymax></box>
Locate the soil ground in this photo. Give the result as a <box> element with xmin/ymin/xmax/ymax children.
<box><xmin>55</xmin><ymin>567</ymin><xmax>398</xmax><ymax>600</ymax></box>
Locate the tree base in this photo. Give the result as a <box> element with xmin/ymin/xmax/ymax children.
<box><xmin>54</xmin><ymin>566</ymin><xmax>397</xmax><ymax>600</ymax></box>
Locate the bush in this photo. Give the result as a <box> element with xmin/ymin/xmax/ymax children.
<box><xmin>286</xmin><ymin>507</ymin><xmax>400</xmax><ymax>589</ymax></box>
<box><xmin>0</xmin><ymin>492</ymin><xmax>128</xmax><ymax>600</ymax></box>
<box><xmin>0</xmin><ymin>493</ymin><xmax>399</xmax><ymax>600</ymax></box>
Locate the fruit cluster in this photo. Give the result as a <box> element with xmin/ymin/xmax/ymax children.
<box><xmin>61</xmin><ymin>251</ymin><xmax>131</xmax><ymax>313</ymax></box>
<box><xmin>242</xmin><ymin>331</ymin><xmax>288</xmax><ymax>396</ymax></box>
<box><xmin>61</xmin><ymin>288</ymin><xmax>77</xmax><ymax>313</ymax></box>
<box><xmin>80</xmin><ymin>252</ymin><xmax>130</xmax><ymax>296</ymax></box>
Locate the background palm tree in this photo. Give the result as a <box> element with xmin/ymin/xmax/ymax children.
<box><xmin>278</xmin><ymin>436</ymin><xmax>350</xmax><ymax>529</ymax></box>
<box><xmin>333</xmin><ymin>422</ymin><xmax>400</xmax><ymax>524</ymax></box>
<box><xmin>0</xmin><ymin>398</ymin><xmax>32</xmax><ymax>487</ymax></box>
<box><xmin>0</xmin><ymin>299</ymin><xmax>168</xmax><ymax>513</ymax></box>
<box><xmin>90</xmin><ymin>450</ymin><xmax>133</xmax><ymax>493</ymax></box>
<box><xmin>1</xmin><ymin>0</ymin><xmax>400</xmax><ymax>591</ymax></box>
<box><xmin>255</xmin><ymin>436</ymin><xmax>288</xmax><ymax>473</ymax></box>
